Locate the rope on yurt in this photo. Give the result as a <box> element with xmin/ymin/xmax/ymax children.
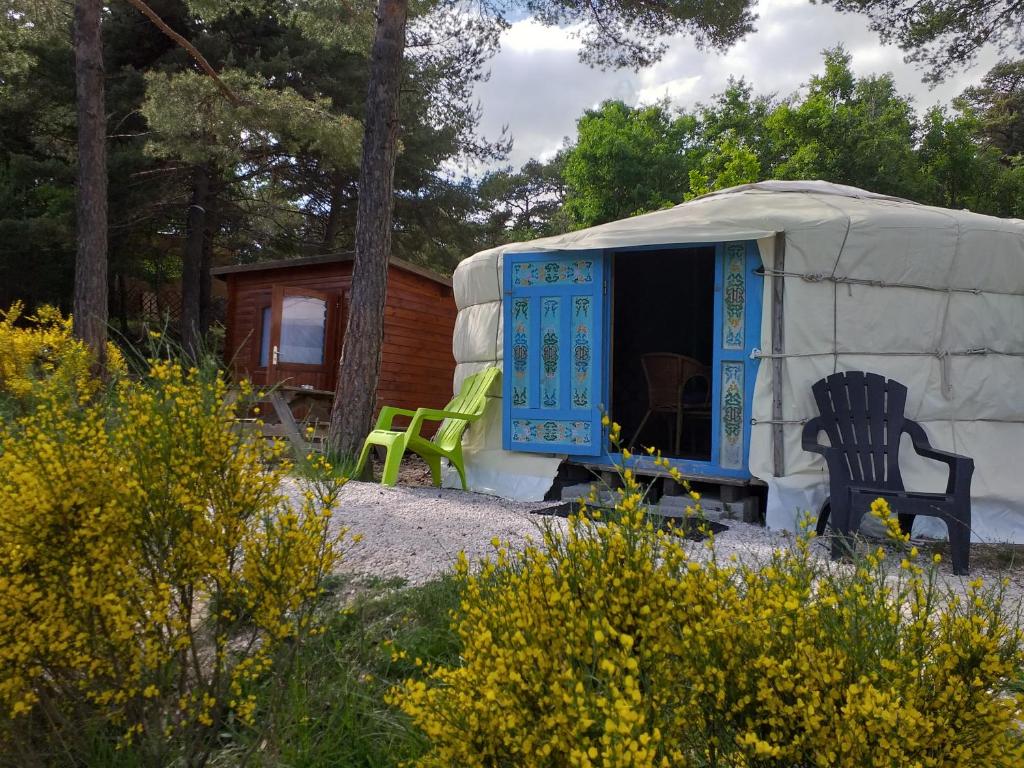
<box><xmin>930</xmin><ymin>210</ymin><xmax>964</xmax><ymax>404</ymax></box>
<box><xmin>753</xmin><ymin>349</ymin><xmax>1024</xmax><ymax>359</ymax></box>
<box><xmin>814</xmin><ymin>194</ymin><xmax>853</xmax><ymax>379</ymax></box>
<box><xmin>752</xmin><ymin>416</ymin><xmax>1024</xmax><ymax>425</ymax></box>
<box><xmin>759</xmin><ymin>269</ymin><xmax>1024</xmax><ymax>299</ymax></box>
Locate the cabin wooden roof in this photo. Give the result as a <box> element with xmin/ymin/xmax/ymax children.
<box><xmin>210</xmin><ymin>251</ymin><xmax>453</xmax><ymax>287</ymax></box>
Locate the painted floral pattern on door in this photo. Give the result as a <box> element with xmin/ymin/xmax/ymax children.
<box><xmin>511</xmin><ymin>298</ymin><xmax>529</xmax><ymax>407</ymax></box>
<box><xmin>511</xmin><ymin>419</ymin><xmax>592</xmax><ymax>447</ymax></box>
<box><xmin>572</xmin><ymin>296</ymin><xmax>593</xmax><ymax>409</ymax></box>
<box><xmin>512</xmin><ymin>260</ymin><xmax>594</xmax><ymax>287</ymax></box>
<box><xmin>541</xmin><ymin>298</ymin><xmax>561</xmax><ymax>408</ymax></box>
<box><xmin>719</xmin><ymin>361</ymin><xmax>744</xmax><ymax>469</ymax></box>
<box><xmin>723</xmin><ymin>242</ymin><xmax>746</xmax><ymax>351</ymax></box>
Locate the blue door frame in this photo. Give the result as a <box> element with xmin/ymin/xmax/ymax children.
<box><xmin>502</xmin><ymin>242</ymin><xmax>763</xmax><ymax>481</ymax></box>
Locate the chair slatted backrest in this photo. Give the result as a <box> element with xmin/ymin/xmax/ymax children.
<box><xmin>811</xmin><ymin>371</ymin><xmax>907</xmax><ymax>490</ymax></box>
<box><xmin>432</xmin><ymin>367</ymin><xmax>501</xmax><ymax>451</ymax></box>
<box><xmin>641</xmin><ymin>353</ymin><xmax>710</xmax><ymax>411</ymax></box>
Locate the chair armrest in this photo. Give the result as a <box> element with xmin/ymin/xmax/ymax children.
<box><xmin>408</xmin><ymin>408</ymin><xmax>480</xmax><ymax>437</ymax></box>
<box><xmin>903</xmin><ymin>420</ymin><xmax>975</xmax><ymax>495</ymax></box>
<box><xmin>801</xmin><ymin>417</ymin><xmax>829</xmax><ymax>455</ymax></box>
<box><xmin>375</xmin><ymin>406</ymin><xmax>418</xmax><ymax>431</ymax></box>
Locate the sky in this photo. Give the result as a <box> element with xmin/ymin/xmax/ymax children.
<box><xmin>471</xmin><ymin>0</ymin><xmax>1002</xmax><ymax>169</ymax></box>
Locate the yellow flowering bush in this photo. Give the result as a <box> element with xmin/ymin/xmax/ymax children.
<box><xmin>391</xmin><ymin>440</ymin><xmax>1024</xmax><ymax>767</ymax></box>
<box><xmin>0</xmin><ymin>355</ymin><xmax>346</xmax><ymax>762</ymax></box>
<box><xmin>0</xmin><ymin>301</ymin><xmax>123</xmax><ymax>409</ymax></box>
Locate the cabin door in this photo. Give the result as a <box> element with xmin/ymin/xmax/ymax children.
<box><xmin>266</xmin><ymin>286</ymin><xmax>339</xmax><ymax>390</ymax></box>
<box><xmin>502</xmin><ymin>251</ymin><xmax>605</xmax><ymax>456</ymax></box>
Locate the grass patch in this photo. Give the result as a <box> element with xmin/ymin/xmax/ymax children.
<box><xmin>213</xmin><ymin>574</ymin><xmax>461</xmax><ymax>768</ymax></box>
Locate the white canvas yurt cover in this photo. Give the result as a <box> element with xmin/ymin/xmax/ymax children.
<box><xmin>447</xmin><ymin>181</ymin><xmax>1024</xmax><ymax>543</ymax></box>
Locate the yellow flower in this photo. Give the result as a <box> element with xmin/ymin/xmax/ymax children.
<box><xmin>389</xmin><ymin>438</ymin><xmax>1024</xmax><ymax>768</ymax></box>
<box><xmin>0</xmin><ymin>346</ymin><xmax>346</xmax><ymax>744</ymax></box>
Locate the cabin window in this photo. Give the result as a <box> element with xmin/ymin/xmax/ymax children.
<box><xmin>278</xmin><ymin>296</ymin><xmax>327</xmax><ymax>365</ymax></box>
<box><xmin>612</xmin><ymin>247</ymin><xmax>715</xmax><ymax>461</ymax></box>
<box><xmin>259</xmin><ymin>306</ymin><xmax>272</xmax><ymax>368</ymax></box>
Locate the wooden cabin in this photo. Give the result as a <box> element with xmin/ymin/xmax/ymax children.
<box><xmin>213</xmin><ymin>253</ymin><xmax>457</xmax><ymax>418</ymax></box>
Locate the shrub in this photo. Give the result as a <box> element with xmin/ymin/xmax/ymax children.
<box><xmin>390</xmin><ymin>455</ymin><xmax>1024</xmax><ymax>767</ymax></box>
<box><xmin>0</xmin><ymin>356</ymin><xmax>346</xmax><ymax>765</ymax></box>
<box><xmin>0</xmin><ymin>302</ymin><xmax>123</xmax><ymax>411</ymax></box>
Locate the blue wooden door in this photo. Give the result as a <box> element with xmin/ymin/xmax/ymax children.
<box><xmin>711</xmin><ymin>240</ymin><xmax>763</xmax><ymax>474</ymax></box>
<box><xmin>502</xmin><ymin>251</ymin><xmax>604</xmax><ymax>455</ymax></box>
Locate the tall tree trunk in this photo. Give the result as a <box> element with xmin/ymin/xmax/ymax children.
<box><xmin>322</xmin><ymin>171</ymin><xmax>346</xmax><ymax>252</ymax></box>
<box><xmin>327</xmin><ymin>0</ymin><xmax>408</xmax><ymax>459</ymax></box>
<box><xmin>181</xmin><ymin>163</ymin><xmax>210</xmax><ymax>357</ymax></box>
<box><xmin>72</xmin><ymin>0</ymin><xmax>108</xmax><ymax>366</ymax></box>
<box><xmin>199</xmin><ymin>185</ymin><xmax>217</xmax><ymax>337</ymax></box>
<box><xmin>115</xmin><ymin>272</ymin><xmax>129</xmax><ymax>336</ymax></box>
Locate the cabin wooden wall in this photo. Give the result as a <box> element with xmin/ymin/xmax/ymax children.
<box><xmin>379</xmin><ymin>267</ymin><xmax>458</xmax><ymax>414</ymax></box>
<box><xmin>223</xmin><ymin>261</ymin><xmax>457</xmax><ymax>418</ymax></box>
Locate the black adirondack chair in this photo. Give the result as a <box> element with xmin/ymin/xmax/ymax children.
<box><xmin>802</xmin><ymin>371</ymin><xmax>974</xmax><ymax>575</ymax></box>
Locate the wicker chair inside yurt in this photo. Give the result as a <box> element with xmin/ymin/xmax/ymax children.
<box><xmin>628</xmin><ymin>353</ymin><xmax>711</xmax><ymax>455</ymax></box>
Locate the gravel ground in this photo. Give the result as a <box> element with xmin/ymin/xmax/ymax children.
<box><xmin>305</xmin><ymin>478</ymin><xmax>1024</xmax><ymax>606</ymax></box>
<box><xmin>324</xmin><ymin>481</ymin><xmax>562</xmax><ymax>585</ymax></box>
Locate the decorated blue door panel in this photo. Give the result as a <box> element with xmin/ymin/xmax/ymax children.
<box><xmin>503</xmin><ymin>251</ymin><xmax>604</xmax><ymax>455</ymax></box>
<box><xmin>710</xmin><ymin>240</ymin><xmax>763</xmax><ymax>476</ymax></box>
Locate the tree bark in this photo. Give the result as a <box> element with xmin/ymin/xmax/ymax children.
<box><xmin>327</xmin><ymin>0</ymin><xmax>409</xmax><ymax>459</ymax></box>
<box><xmin>199</xmin><ymin>182</ymin><xmax>218</xmax><ymax>337</ymax></box>
<box><xmin>115</xmin><ymin>272</ymin><xmax>129</xmax><ymax>336</ymax></box>
<box><xmin>322</xmin><ymin>171</ymin><xmax>347</xmax><ymax>252</ymax></box>
<box><xmin>181</xmin><ymin>163</ymin><xmax>210</xmax><ymax>357</ymax></box>
<box><xmin>72</xmin><ymin>0</ymin><xmax>108</xmax><ymax>366</ymax></box>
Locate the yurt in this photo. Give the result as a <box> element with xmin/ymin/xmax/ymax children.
<box><xmin>447</xmin><ymin>181</ymin><xmax>1024</xmax><ymax>543</ymax></box>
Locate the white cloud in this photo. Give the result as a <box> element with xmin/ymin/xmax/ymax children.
<box><xmin>501</xmin><ymin>18</ymin><xmax>583</xmax><ymax>53</ymax></box>
<box><xmin>636</xmin><ymin>75</ymin><xmax>703</xmax><ymax>105</ymax></box>
<box><xmin>474</xmin><ymin>0</ymin><xmax>1002</xmax><ymax>168</ymax></box>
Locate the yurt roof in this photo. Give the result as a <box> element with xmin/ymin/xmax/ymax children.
<box><xmin>461</xmin><ymin>180</ymin><xmax>1024</xmax><ymax>264</ymax></box>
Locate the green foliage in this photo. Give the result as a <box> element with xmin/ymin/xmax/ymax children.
<box><xmin>479</xmin><ymin>156</ymin><xmax>570</xmax><ymax>243</ymax></box>
<box><xmin>959</xmin><ymin>60</ymin><xmax>1024</xmax><ymax>157</ymax></box>
<box><xmin>563</xmin><ymin>100</ymin><xmax>696</xmax><ymax>227</ymax></box>
<box><xmin>223</xmin><ymin>575</ymin><xmax>462</xmax><ymax>767</ymax></box>
<box><xmin>55</xmin><ymin>574</ymin><xmax>463</xmax><ymax>767</ymax></box>
<box><xmin>141</xmin><ymin>69</ymin><xmax>363</xmax><ymax>168</ymax></box>
<box><xmin>821</xmin><ymin>0</ymin><xmax>1024</xmax><ymax>83</ymax></box>
<box><xmin>0</xmin><ymin>16</ymin><xmax>76</xmax><ymax>309</ymax></box>
<box><xmin>0</xmin><ymin>0</ymin><xmax>506</xmax><ymax>310</ymax></box>
<box><xmin>8</xmin><ymin>1</ymin><xmax>1024</xmax><ymax>302</ymax></box>
<box><xmin>687</xmin><ymin>133</ymin><xmax>761</xmax><ymax>198</ymax></box>
<box><xmin>918</xmin><ymin>106</ymin><xmax>986</xmax><ymax>209</ymax></box>
<box><xmin>769</xmin><ymin>49</ymin><xmax>923</xmax><ymax>199</ymax></box>
<box><xmin>557</xmin><ymin>49</ymin><xmax>1024</xmax><ymax>225</ymax></box>
<box><xmin>183</xmin><ymin>0</ymin><xmax>377</xmax><ymax>52</ymax></box>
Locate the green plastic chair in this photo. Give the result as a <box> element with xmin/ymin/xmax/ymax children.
<box><xmin>354</xmin><ymin>367</ymin><xmax>500</xmax><ymax>489</ymax></box>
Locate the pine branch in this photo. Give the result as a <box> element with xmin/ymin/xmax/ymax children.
<box><xmin>123</xmin><ymin>0</ymin><xmax>243</xmax><ymax>106</ymax></box>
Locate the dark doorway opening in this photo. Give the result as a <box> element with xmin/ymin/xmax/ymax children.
<box><xmin>611</xmin><ymin>247</ymin><xmax>715</xmax><ymax>460</ymax></box>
